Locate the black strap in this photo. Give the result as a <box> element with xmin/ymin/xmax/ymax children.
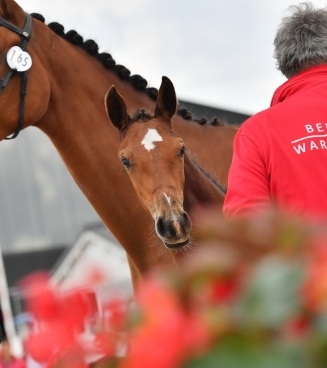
<box><xmin>20</xmin><ymin>13</ymin><xmax>31</xmax><ymax>51</ymax></box>
<box><xmin>5</xmin><ymin>72</ymin><xmax>27</xmax><ymax>140</ymax></box>
<box><xmin>0</xmin><ymin>17</ymin><xmax>29</xmax><ymax>37</ymax></box>
<box><xmin>0</xmin><ymin>13</ymin><xmax>32</xmax><ymax>140</ymax></box>
<box><xmin>0</xmin><ymin>69</ymin><xmax>16</xmax><ymax>95</ymax></box>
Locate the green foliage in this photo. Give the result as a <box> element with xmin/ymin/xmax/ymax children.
<box><xmin>185</xmin><ymin>336</ymin><xmax>308</xmax><ymax>368</ymax></box>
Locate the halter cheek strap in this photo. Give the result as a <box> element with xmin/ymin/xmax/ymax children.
<box><xmin>0</xmin><ymin>13</ymin><xmax>32</xmax><ymax>140</ymax></box>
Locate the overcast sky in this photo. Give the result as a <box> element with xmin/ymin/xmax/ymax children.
<box><xmin>13</xmin><ymin>0</ymin><xmax>327</xmax><ymax>115</ymax></box>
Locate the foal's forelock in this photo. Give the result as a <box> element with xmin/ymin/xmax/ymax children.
<box><xmin>132</xmin><ymin>109</ymin><xmax>152</xmax><ymax>122</ymax></box>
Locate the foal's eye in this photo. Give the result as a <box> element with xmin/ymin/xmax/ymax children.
<box><xmin>121</xmin><ymin>156</ymin><xmax>131</xmax><ymax>169</ymax></box>
<box><xmin>179</xmin><ymin>146</ymin><xmax>186</xmax><ymax>158</ymax></box>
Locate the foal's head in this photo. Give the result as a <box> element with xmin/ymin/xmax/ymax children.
<box><xmin>106</xmin><ymin>76</ymin><xmax>192</xmax><ymax>249</ymax></box>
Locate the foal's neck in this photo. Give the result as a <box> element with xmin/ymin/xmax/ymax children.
<box><xmin>183</xmin><ymin>154</ymin><xmax>225</xmax><ymax>213</ymax></box>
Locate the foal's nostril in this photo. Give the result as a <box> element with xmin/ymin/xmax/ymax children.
<box><xmin>156</xmin><ymin>217</ymin><xmax>170</xmax><ymax>238</ymax></box>
<box><xmin>182</xmin><ymin>211</ymin><xmax>189</xmax><ymax>224</ymax></box>
<box><xmin>182</xmin><ymin>211</ymin><xmax>192</xmax><ymax>232</ymax></box>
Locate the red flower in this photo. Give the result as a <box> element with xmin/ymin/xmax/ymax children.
<box><xmin>282</xmin><ymin>314</ymin><xmax>311</xmax><ymax>340</ymax></box>
<box><xmin>45</xmin><ymin>346</ymin><xmax>88</xmax><ymax>368</ymax></box>
<box><xmin>21</xmin><ymin>272</ymin><xmax>94</xmax><ymax>365</ymax></box>
<box><xmin>208</xmin><ymin>275</ymin><xmax>239</xmax><ymax>304</ymax></box>
<box><xmin>20</xmin><ymin>272</ymin><xmax>58</xmax><ymax>321</ymax></box>
<box><xmin>103</xmin><ymin>297</ymin><xmax>127</xmax><ymax>330</ymax></box>
<box><xmin>93</xmin><ymin>332</ymin><xmax>116</xmax><ymax>357</ymax></box>
<box><xmin>120</xmin><ymin>278</ymin><xmax>211</xmax><ymax>368</ymax></box>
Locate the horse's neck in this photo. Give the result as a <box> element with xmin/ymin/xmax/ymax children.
<box><xmin>31</xmin><ymin>26</ymin><xmax>233</xmax><ymax>275</ymax></box>
<box><xmin>183</xmin><ymin>154</ymin><xmax>225</xmax><ymax>212</ymax></box>
<box><xmin>36</xmin><ymin>32</ymin><xmax>175</xmax><ymax>274</ymax></box>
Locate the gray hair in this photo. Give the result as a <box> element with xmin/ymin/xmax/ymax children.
<box><xmin>274</xmin><ymin>2</ymin><xmax>327</xmax><ymax>78</ymax></box>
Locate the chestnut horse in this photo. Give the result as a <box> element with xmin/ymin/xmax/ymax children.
<box><xmin>0</xmin><ymin>0</ymin><xmax>237</xmax><ymax>284</ymax></box>
<box><xmin>106</xmin><ymin>76</ymin><xmax>225</xmax><ymax>249</ymax></box>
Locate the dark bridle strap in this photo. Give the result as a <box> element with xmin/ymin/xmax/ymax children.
<box><xmin>0</xmin><ymin>14</ymin><xmax>31</xmax><ymax>41</ymax></box>
<box><xmin>0</xmin><ymin>13</ymin><xmax>32</xmax><ymax>140</ymax></box>
<box><xmin>0</xmin><ymin>69</ymin><xmax>16</xmax><ymax>95</ymax></box>
<box><xmin>19</xmin><ymin>13</ymin><xmax>32</xmax><ymax>51</ymax></box>
<box><xmin>5</xmin><ymin>71</ymin><xmax>28</xmax><ymax>140</ymax></box>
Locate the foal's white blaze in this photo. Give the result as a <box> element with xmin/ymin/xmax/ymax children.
<box><xmin>141</xmin><ymin>128</ymin><xmax>163</xmax><ymax>151</ymax></box>
<box><xmin>164</xmin><ymin>193</ymin><xmax>181</xmax><ymax>235</ymax></box>
<box><xmin>163</xmin><ymin>192</ymin><xmax>171</xmax><ymax>206</ymax></box>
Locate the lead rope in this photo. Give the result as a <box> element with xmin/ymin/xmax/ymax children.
<box><xmin>5</xmin><ymin>71</ymin><xmax>28</xmax><ymax>140</ymax></box>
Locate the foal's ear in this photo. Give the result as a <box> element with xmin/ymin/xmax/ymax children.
<box><xmin>154</xmin><ymin>76</ymin><xmax>177</xmax><ymax>120</ymax></box>
<box><xmin>105</xmin><ymin>86</ymin><xmax>130</xmax><ymax>134</ymax></box>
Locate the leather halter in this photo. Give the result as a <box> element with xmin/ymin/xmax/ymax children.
<box><xmin>0</xmin><ymin>13</ymin><xmax>32</xmax><ymax>139</ymax></box>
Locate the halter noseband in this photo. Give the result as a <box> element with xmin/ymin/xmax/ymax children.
<box><xmin>0</xmin><ymin>13</ymin><xmax>32</xmax><ymax>139</ymax></box>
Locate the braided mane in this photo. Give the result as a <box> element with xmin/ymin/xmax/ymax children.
<box><xmin>31</xmin><ymin>13</ymin><xmax>226</xmax><ymax>127</ymax></box>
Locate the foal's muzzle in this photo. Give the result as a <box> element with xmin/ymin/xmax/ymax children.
<box><xmin>155</xmin><ymin>211</ymin><xmax>192</xmax><ymax>249</ymax></box>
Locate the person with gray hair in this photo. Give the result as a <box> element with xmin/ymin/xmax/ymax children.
<box><xmin>224</xmin><ymin>2</ymin><xmax>327</xmax><ymax>218</ymax></box>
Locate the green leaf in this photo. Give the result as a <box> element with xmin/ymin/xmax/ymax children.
<box><xmin>237</xmin><ymin>256</ymin><xmax>304</xmax><ymax>329</ymax></box>
<box><xmin>183</xmin><ymin>335</ymin><xmax>307</xmax><ymax>368</ymax></box>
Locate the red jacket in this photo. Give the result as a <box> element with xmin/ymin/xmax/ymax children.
<box><xmin>224</xmin><ymin>65</ymin><xmax>327</xmax><ymax>218</ymax></box>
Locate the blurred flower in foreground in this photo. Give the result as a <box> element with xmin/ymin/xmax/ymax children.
<box><xmin>119</xmin><ymin>209</ymin><xmax>327</xmax><ymax>368</ymax></box>
<box><xmin>120</xmin><ymin>278</ymin><xmax>211</xmax><ymax>368</ymax></box>
<box><xmin>19</xmin><ymin>208</ymin><xmax>327</xmax><ymax>367</ymax></box>
<box><xmin>302</xmin><ymin>239</ymin><xmax>327</xmax><ymax>313</ymax></box>
<box><xmin>20</xmin><ymin>272</ymin><xmax>89</xmax><ymax>366</ymax></box>
<box><xmin>20</xmin><ymin>272</ymin><xmax>127</xmax><ymax>367</ymax></box>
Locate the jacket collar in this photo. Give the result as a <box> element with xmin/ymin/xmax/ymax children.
<box><xmin>271</xmin><ymin>64</ymin><xmax>327</xmax><ymax>106</ymax></box>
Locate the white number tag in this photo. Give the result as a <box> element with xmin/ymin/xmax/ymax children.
<box><xmin>6</xmin><ymin>46</ymin><xmax>32</xmax><ymax>72</ymax></box>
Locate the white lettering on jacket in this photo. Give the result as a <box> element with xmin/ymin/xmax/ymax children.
<box><xmin>305</xmin><ymin>123</ymin><xmax>327</xmax><ymax>133</ymax></box>
<box><xmin>292</xmin><ymin>123</ymin><xmax>327</xmax><ymax>154</ymax></box>
<box><xmin>293</xmin><ymin>140</ymin><xmax>327</xmax><ymax>154</ymax></box>
<box><xmin>293</xmin><ymin>143</ymin><xmax>306</xmax><ymax>154</ymax></box>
